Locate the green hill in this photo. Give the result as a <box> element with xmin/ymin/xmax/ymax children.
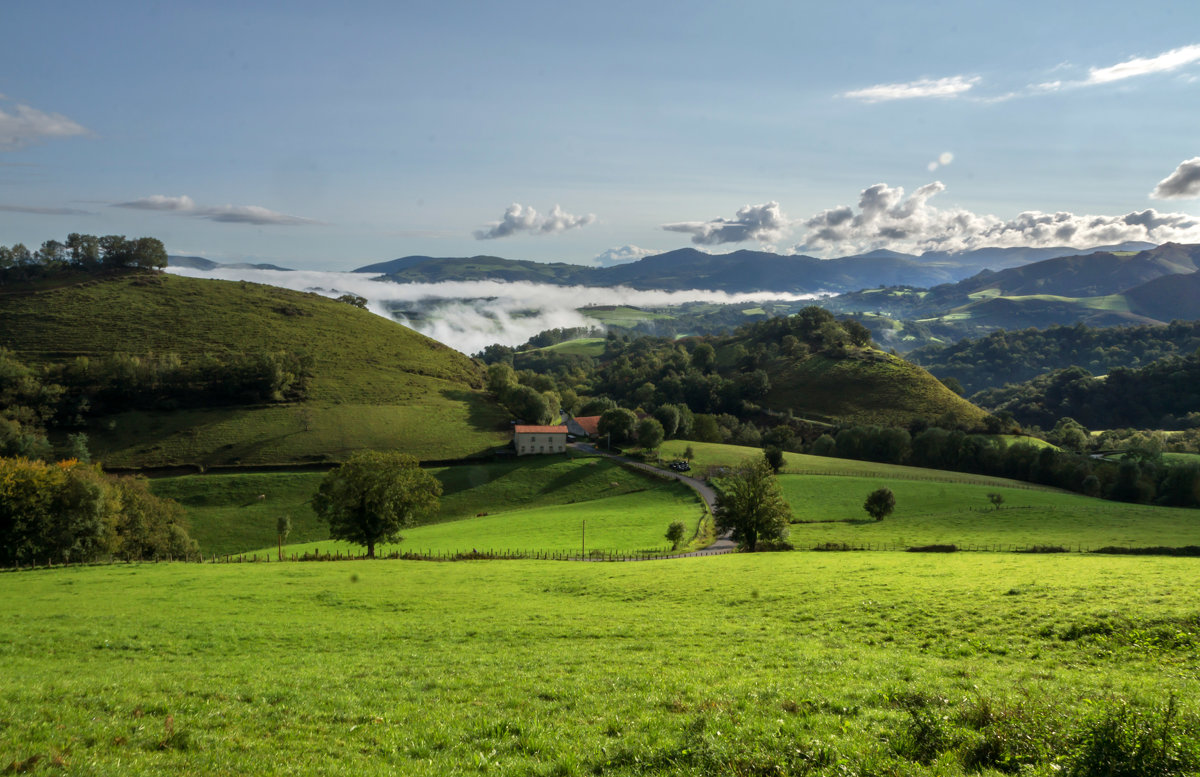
<box><xmin>0</xmin><ymin>272</ymin><xmax>510</xmax><ymax>467</ymax></box>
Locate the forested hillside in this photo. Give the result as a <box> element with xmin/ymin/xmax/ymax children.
<box><xmin>909</xmin><ymin>320</ymin><xmax>1200</xmax><ymax>394</ymax></box>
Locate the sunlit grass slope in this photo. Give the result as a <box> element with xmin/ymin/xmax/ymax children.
<box><xmin>0</xmin><ymin>272</ymin><xmax>510</xmax><ymax>466</ymax></box>
<box><xmin>153</xmin><ymin>456</ymin><xmax>693</xmax><ymax>556</ymax></box>
<box><xmin>2</xmin><ymin>555</ymin><xmax>1198</xmax><ymax>775</ymax></box>
<box><xmin>763</xmin><ymin>351</ymin><xmax>989</xmax><ymax>427</ymax></box>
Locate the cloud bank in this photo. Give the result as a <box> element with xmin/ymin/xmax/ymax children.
<box><xmin>164</xmin><ymin>267</ymin><xmax>818</xmax><ymax>355</ymax></box>
<box><xmin>114</xmin><ymin>195</ymin><xmax>314</xmax><ymax>225</ymax></box>
<box><xmin>663</xmin><ymin>202</ymin><xmax>790</xmax><ymax>245</ymax></box>
<box><xmin>1151</xmin><ymin>157</ymin><xmax>1200</xmax><ymax>199</ymax></box>
<box><xmin>797</xmin><ymin>181</ymin><xmax>1200</xmax><ymax>255</ymax></box>
<box><xmin>474</xmin><ymin>203</ymin><xmax>595</xmax><ymax>239</ymax></box>
<box><xmin>0</xmin><ymin>97</ymin><xmax>90</xmax><ymax>151</ymax></box>
<box><xmin>841</xmin><ymin>75</ymin><xmax>979</xmax><ymax>102</ymax></box>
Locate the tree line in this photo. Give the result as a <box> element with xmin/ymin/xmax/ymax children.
<box><xmin>0</xmin><ymin>457</ymin><xmax>196</xmax><ymax>566</ymax></box>
<box><xmin>1</xmin><ymin>348</ymin><xmax>313</xmax><ymax>461</ymax></box>
<box><xmin>0</xmin><ymin>233</ymin><xmax>167</xmax><ymax>284</ymax></box>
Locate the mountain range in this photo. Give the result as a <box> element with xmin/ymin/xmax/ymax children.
<box><xmin>349</xmin><ymin>242</ymin><xmax>1156</xmax><ymax>294</ymax></box>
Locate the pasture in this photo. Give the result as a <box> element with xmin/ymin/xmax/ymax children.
<box><xmin>1</xmin><ymin>554</ymin><xmax>1197</xmax><ymax>775</ymax></box>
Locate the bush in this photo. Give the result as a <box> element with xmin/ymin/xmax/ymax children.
<box><xmin>1067</xmin><ymin>698</ymin><xmax>1198</xmax><ymax>777</ymax></box>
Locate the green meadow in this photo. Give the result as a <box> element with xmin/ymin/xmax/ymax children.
<box><xmin>152</xmin><ymin>456</ymin><xmax>703</xmax><ymax>557</ymax></box>
<box><xmin>2</xmin><ymin>554</ymin><xmax>1198</xmax><ymax>775</ymax></box>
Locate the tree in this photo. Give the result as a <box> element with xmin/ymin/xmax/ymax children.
<box><xmin>764</xmin><ymin>446</ymin><xmax>784</xmax><ymax>474</ymax></box>
<box><xmin>636</xmin><ymin>417</ymin><xmax>665</xmax><ymax>451</ymax></box>
<box><xmin>713</xmin><ymin>456</ymin><xmax>791</xmax><ymax>552</ymax></box>
<box><xmin>312</xmin><ymin>451</ymin><xmax>442</xmax><ymax>558</ymax></box>
<box><xmin>864</xmin><ymin>487</ymin><xmax>895</xmax><ymax>521</ymax></box>
<box><xmin>598</xmin><ymin>408</ymin><xmax>637</xmax><ymax>445</ymax></box>
<box><xmin>665</xmin><ymin>520</ymin><xmax>687</xmax><ymax>550</ymax></box>
<box><xmin>987</xmin><ymin>492</ymin><xmax>1004</xmax><ymax>510</ymax></box>
<box><xmin>276</xmin><ymin>514</ymin><xmax>292</xmax><ymax>561</ymax></box>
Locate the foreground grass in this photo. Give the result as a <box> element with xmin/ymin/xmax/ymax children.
<box><xmin>1</xmin><ymin>555</ymin><xmax>1198</xmax><ymax>775</ymax></box>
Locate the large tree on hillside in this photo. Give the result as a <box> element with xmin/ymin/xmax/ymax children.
<box><xmin>312</xmin><ymin>451</ymin><xmax>441</xmax><ymax>558</ymax></box>
<box><xmin>713</xmin><ymin>455</ymin><xmax>791</xmax><ymax>552</ymax></box>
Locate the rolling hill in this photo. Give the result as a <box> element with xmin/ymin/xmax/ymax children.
<box><xmin>0</xmin><ymin>271</ymin><xmax>510</xmax><ymax>468</ymax></box>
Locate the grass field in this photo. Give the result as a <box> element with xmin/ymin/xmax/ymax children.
<box><xmin>657</xmin><ymin>440</ymin><xmax>1059</xmax><ymax>490</ymax></box>
<box><xmin>153</xmin><ymin>456</ymin><xmax>699</xmax><ymax>557</ymax></box>
<box><xmin>580</xmin><ymin>306</ymin><xmax>674</xmax><ymax>327</ymax></box>
<box><xmin>2</xmin><ymin>554</ymin><xmax>1197</xmax><ymax>775</ymax></box>
<box><xmin>536</xmin><ymin>338</ymin><xmax>607</xmax><ymax>357</ymax></box>
<box><xmin>779</xmin><ymin>475</ymin><xmax>1200</xmax><ymax>549</ymax></box>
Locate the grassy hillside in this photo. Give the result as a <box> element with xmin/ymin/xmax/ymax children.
<box><xmin>0</xmin><ymin>272</ymin><xmax>510</xmax><ymax>466</ymax></box>
<box><xmin>762</xmin><ymin>350</ymin><xmax>988</xmax><ymax>427</ymax></box>
<box><xmin>4</xmin><ymin>555</ymin><xmax>1198</xmax><ymax>775</ymax></box>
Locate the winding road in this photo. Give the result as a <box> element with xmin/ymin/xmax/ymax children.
<box><xmin>570</xmin><ymin>442</ymin><xmax>738</xmax><ymax>556</ymax></box>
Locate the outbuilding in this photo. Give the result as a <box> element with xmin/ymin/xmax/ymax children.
<box><xmin>514</xmin><ymin>424</ymin><xmax>568</xmax><ymax>456</ymax></box>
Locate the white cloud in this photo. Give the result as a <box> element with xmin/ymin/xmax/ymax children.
<box><xmin>840</xmin><ymin>76</ymin><xmax>979</xmax><ymax>103</ymax></box>
<box><xmin>1151</xmin><ymin>157</ymin><xmax>1200</xmax><ymax>199</ymax></box>
<box><xmin>0</xmin><ymin>98</ymin><xmax>90</xmax><ymax>151</ymax></box>
<box><xmin>113</xmin><ymin>194</ymin><xmax>315</xmax><ymax>225</ymax></box>
<box><xmin>662</xmin><ymin>201</ymin><xmax>790</xmax><ymax>245</ymax></box>
<box><xmin>796</xmin><ymin>181</ymin><xmax>1200</xmax><ymax>255</ymax></box>
<box><xmin>591</xmin><ymin>245</ymin><xmax>659</xmax><ymax>267</ymax></box>
<box><xmin>1086</xmin><ymin>43</ymin><xmax>1200</xmax><ymax>85</ymax></box>
<box><xmin>164</xmin><ymin>267</ymin><xmax>819</xmax><ymax>354</ymax></box>
<box><xmin>473</xmin><ymin>203</ymin><xmax>595</xmax><ymax>239</ymax></box>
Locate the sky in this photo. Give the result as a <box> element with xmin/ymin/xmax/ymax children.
<box><xmin>3</xmin><ymin>0</ymin><xmax>1200</xmax><ymax>270</ymax></box>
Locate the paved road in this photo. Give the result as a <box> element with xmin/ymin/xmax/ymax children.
<box><xmin>571</xmin><ymin>442</ymin><xmax>738</xmax><ymax>556</ymax></box>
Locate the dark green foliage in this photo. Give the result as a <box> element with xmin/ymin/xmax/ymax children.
<box><xmin>911</xmin><ymin>320</ymin><xmax>1200</xmax><ymax>395</ymax></box>
<box><xmin>906</xmin><ymin>544</ymin><xmax>958</xmax><ymax>552</ymax></box>
<box><xmin>764</xmin><ymin>446</ymin><xmax>784</xmax><ymax>473</ymax></box>
<box><xmin>665</xmin><ymin>520</ymin><xmax>686</xmax><ymax>549</ymax></box>
<box><xmin>312</xmin><ymin>451</ymin><xmax>442</xmax><ymax>558</ymax></box>
<box><xmin>636</xmin><ymin>417</ymin><xmax>664</xmax><ymax>450</ymax></box>
<box><xmin>971</xmin><ymin>351</ymin><xmax>1200</xmax><ymax>431</ymax></box>
<box><xmin>598</xmin><ymin>408</ymin><xmax>637</xmax><ymax>444</ymax></box>
<box><xmin>1068</xmin><ymin>698</ymin><xmax>1198</xmax><ymax>777</ymax></box>
<box><xmin>713</xmin><ymin>456</ymin><xmax>791</xmax><ymax>552</ymax></box>
<box><xmin>864</xmin><ymin>487</ymin><xmax>895</xmax><ymax>520</ymax></box>
<box><xmin>0</xmin><ymin>233</ymin><xmax>165</xmax><ymax>285</ymax></box>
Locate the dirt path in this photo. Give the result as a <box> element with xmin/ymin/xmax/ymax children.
<box><xmin>571</xmin><ymin>442</ymin><xmax>737</xmax><ymax>556</ymax></box>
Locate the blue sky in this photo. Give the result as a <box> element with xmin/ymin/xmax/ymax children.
<box><xmin>2</xmin><ymin>0</ymin><xmax>1199</xmax><ymax>269</ymax></box>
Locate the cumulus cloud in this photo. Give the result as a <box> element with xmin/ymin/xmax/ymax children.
<box><xmin>473</xmin><ymin>203</ymin><xmax>595</xmax><ymax>239</ymax></box>
<box><xmin>662</xmin><ymin>202</ymin><xmax>790</xmax><ymax>245</ymax></box>
<box><xmin>841</xmin><ymin>75</ymin><xmax>979</xmax><ymax>102</ymax></box>
<box><xmin>164</xmin><ymin>267</ymin><xmax>819</xmax><ymax>355</ymax></box>
<box><xmin>0</xmin><ymin>97</ymin><xmax>90</xmax><ymax>151</ymax></box>
<box><xmin>0</xmin><ymin>204</ymin><xmax>93</xmax><ymax>216</ymax></box>
<box><xmin>113</xmin><ymin>194</ymin><xmax>314</xmax><ymax>225</ymax></box>
<box><xmin>1151</xmin><ymin>157</ymin><xmax>1200</xmax><ymax>199</ymax></box>
<box><xmin>796</xmin><ymin>181</ymin><xmax>1200</xmax><ymax>255</ymax></box>
<box><xmin>591</xmin><ymin>245</ymin><xmax>659</xmax><ymax>267</ymax></box>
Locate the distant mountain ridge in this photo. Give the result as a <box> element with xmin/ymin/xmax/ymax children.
<box><xmin>168</xmin><ymin>255</ymin><xmax>294</xmax><ymax>272</ymax></box>
<box><xmin>353</xmin><ymin>242</ymin><xmax>1155</xmax><ymax>294</ymax></box>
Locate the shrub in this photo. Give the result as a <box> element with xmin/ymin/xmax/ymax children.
<box><xmin>1067</xmin><ymin>698</ymin><xmax>1198</xmax><ymax>777</ymax></box>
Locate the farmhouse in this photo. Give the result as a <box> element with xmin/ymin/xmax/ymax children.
<box><xmin>514</xmin><ymin>424</ymin><xmax>568</xmax><ymax>456</ymax></box>
<box><xmin>566</xmin><ymin>415</ymin><xmax>601</xmax><ymax>439</ymax></box>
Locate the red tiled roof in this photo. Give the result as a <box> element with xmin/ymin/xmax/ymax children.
<box><xmin>514</xmin><ymin>425</ymin><xmax>568</xmax><ymax>434</ymax></box>
<box><xmin>573</xmin><ymin>416</ymin><xmax>601</xmax><ymax>435</ymax></box>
